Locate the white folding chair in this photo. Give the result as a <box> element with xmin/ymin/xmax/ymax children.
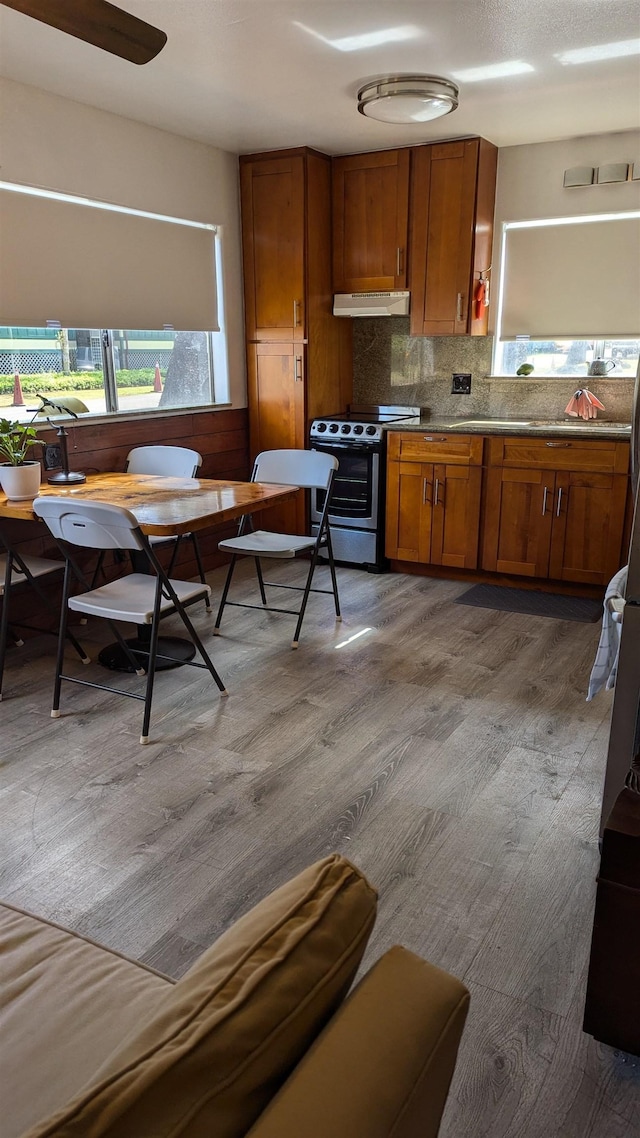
<box><xmin>124</xmin><ymin>446</ymin><xmax>210</xmax><ymax>609</ymax></box>
<box><xmin>33</xmin><ymin>497</ymin><xmax>227</xmax><ymax>744</ymax></box>
<box><xmin>0</xmin><ymin>545</ymin><xmax>90</xmax><ymax>700</ymax></box>
<box><xmin>213</xmin><ymin>449</ymin><xmax>341</xmax><ymax>648</ymax></box>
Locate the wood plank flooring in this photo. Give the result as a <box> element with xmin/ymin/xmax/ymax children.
<box><xmin>2</xmin><ymin>562</ymin><xmax>639</xmax><ymax>1136</ymax></box>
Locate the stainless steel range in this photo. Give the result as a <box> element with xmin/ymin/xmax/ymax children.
<box><xmin>310</xmin><ymin>405</ymin><xmax>420</xmax><ymax>571</ymax></box>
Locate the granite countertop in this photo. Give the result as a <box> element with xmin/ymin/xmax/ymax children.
<box><xmin>384</xmin><ymin>416</ymin><xmax>632</xmax><ymax>441</ymax></box>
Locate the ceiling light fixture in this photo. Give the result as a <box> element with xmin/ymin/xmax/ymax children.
<box><xmin>357</xmin><ymin>75</ymin><xmax>459</xmax><ymax>124</ymax></box>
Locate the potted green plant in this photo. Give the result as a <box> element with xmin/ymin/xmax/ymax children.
<box><xmin>0</xmin><ymin>417</ymin><xmax>42</xmax><ymax>501</ymax></box>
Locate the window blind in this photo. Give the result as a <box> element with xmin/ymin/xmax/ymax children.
<box><xmin>0</xmin><ymin>186</ymin><xmax>219</xmax><ymax>331</ymax></box>
<box><xmin>500</xmin><ymin>215</ymin><xmax>640</xmax><ymax>341</ymax></box>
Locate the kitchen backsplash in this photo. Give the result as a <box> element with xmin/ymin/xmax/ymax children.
<box><xmin>352</xmin><ymin>318</ymin><xmax>634</xmax><ymax>421</ymax></box>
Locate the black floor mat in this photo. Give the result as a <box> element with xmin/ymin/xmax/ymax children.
<box><xmin>455</xmin><ymin>584</ymin><xmax>602</xmax><ymax>623</ymax></box>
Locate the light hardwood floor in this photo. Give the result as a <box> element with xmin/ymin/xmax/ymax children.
<box><xmin>2</xmin><ymin>561</ymin><xmax>639</xmax><ymax>1137</ymax></box>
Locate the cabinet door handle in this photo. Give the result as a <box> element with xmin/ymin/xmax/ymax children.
<box><xmin>545</xmin><ymin>441</ymin><xmax>571</xmax><ymax>448</ymax></box>
<box><xmin>294</xmin><ymin>355</ymin><xmax>303</xmax><ymax>383</ymax></box>
<box><xmin>456</xmin><ymin>293</ymin><xmax>465</xmax><ymax>322</ymax></box>
<box><xmin>542</xmin><ymin>485</ymin><xmax>549</xmax><ymax>515</ymax></box>
<box><xmin>434</xmin><ymin>477</ymin><xmax>443</xmax><ymax>506</ymax></box>
<box><xmin>422</xmin><ymin>476</ymin><xmax>431</xmax><ymax>504</ymax></box>
<box><xmin>556</xmin><ymin>486</ymin><xmax>563</xmax><ymax>517</ymax></box>
<box><xmin>396</xmin><ymin>247</ymin><xmax>404</xmax><ymax>276</ymax></box>
<box><xmin>293</xmin><ymin>299</ymin><xmax>301</xmax><ymax>327</ymax></box>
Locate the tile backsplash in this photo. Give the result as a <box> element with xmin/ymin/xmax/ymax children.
<box><xmin>352</xmin><ymin>318</ymin><xmax>634</xmax><ymax>421</ymax></box>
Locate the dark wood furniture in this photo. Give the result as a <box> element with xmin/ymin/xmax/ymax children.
<box><xmin>332</xmin><ymin>149</ymin><xmax>411</xmax><ymax>293</ymax></box>
<box><xmin>240</xmin><ymin>148</ymin><xmax>351</xmax><ymax>533</ymax></box>
<box><xmin>409</xmin><ymin>138</ymin><xmax>498</xmax><ymax>337</ymax></box>
<box><xmin>583</xmin><ymin>787</ymin><xmax>640</xmax><ymax>1056</ymax></box>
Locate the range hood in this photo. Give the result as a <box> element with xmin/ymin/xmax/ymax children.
<box><xmin>333</xmin><ymin>291</ymin><xmax>410</xmax><ymax>317</ymax></box>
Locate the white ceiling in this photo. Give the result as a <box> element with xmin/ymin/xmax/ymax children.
<box><xmin>1</xmin><ymin>1</ymin><xmax>639</xmax><ymax>155</ymax></box>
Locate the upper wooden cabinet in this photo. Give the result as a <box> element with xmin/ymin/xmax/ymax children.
<box><xmin>241</xmin><ymin>153</ymin><xmax>307</xmax><ymax>342</ymax></box>
<box><xmin>332</xmin><ymin>149</ymin><xmax>411</xmax><ymax>293</ymax></box>
<box><xmin>409</xmin><ymin>138</ymin><xmax>497</xmax><ymax>336</ymax></box>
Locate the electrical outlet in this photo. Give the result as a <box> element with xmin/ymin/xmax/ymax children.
<box><xmin>451</xmin><ymin>372</ymin><xmax>472</xmax><ymax>395</ymax></box>
<box><xmin>43</xmin><ymin>444</ymin><xmax>62</xmax><ymax>470</ymax></box>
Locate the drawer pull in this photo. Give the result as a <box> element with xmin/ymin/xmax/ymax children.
<box><xmin>423</xmin><ymin>436</ymin><xmax>448</xmax><ymax>443</ymax></box>
<box><xmin>545</xmin><ymin>441</ymin><xmax>571</xmax><ymax>448</ymax></box>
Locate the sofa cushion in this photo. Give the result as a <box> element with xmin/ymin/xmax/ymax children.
<box><xmin>0</xmin><ymin>902</ymin><xmax>171</xmax><ymax>1138</ymax></box>
<box><xmin>25</xmin><ymin>854</ymin><xmax>377</xmax><ymax>1138</ymax></box>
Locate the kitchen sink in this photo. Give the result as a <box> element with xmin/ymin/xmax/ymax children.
<box><xmin>451</xmin><ymin>418</ymin><xmax>630</xmax><ymax>431</ymax></box>
<box><xmin>453</xmin><ymin>419</ymin><xmax>533</xmax><ymax>428</ymax></box>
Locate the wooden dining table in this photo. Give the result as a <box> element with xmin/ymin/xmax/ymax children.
<box><xmin>0</xmin><ymin>472</ymin><xmax>298</xmax><ymax>671</ymax></box>
<box><xmin>0</xmin><ymin>471</ymin><xmax>298</xmax><ymax>533</ymax></box>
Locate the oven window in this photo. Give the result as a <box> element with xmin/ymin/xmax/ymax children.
<box><xmin>316</xmin><ymin>450</ymin><xmax>373</xmax><ymax>517</ymax></box>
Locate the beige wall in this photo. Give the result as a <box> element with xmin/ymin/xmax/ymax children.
<box><xmin>0</xmin><ymin>77</ymin><xmax>247</xmax><ymax>407</ymax></box>
<box><xmin>490</xmin><ymin>129</ymin><xmax>640</xmax><ymax>333</ymax></box>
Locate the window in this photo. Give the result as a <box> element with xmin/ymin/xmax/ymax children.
<box><xmin>0</xmin><ymin>325</ymin><xmax>228</xmax><ymax>418</ymax></box>
<box><xmin>495</xmin><ymin>338</ymin><xmax>640</xmax><ymax>378</ymax></box>
<box><xmin>493</xmin><ymin>211</ymin><xmax>640</xmax><ymax>377</ymax></box>
<box><xmin>0</xmin><ymin>181</ymin><xmax>229</xmax><ymax>416</ymax></box>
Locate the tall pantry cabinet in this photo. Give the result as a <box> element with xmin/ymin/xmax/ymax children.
<box><xmin>240</xmin><ymin>148</ymin><xmax>352</xmax><ymax>532</ymax></box>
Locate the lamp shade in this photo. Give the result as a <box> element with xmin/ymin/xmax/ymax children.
<box><xmin>357</xmin><ymin>76</ymin><xmax>459</xmax><ymax>124</ymax></box>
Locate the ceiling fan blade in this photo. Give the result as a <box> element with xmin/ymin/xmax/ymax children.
<box><xmin>1</xmin><ymin>0</ymin><xmax>167</xmax><ymax>64</ymax></box>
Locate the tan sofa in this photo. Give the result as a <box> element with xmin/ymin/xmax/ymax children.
<box><xmin>1</xmin><ymin>855</ymin><xmax>469</xmax><ymax>1138</ymax></box>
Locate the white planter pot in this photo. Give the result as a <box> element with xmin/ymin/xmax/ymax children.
<box><xmin>0</xmin><ymin>460</ymin><xmax>42</xmax><ymax>501</ymax></box>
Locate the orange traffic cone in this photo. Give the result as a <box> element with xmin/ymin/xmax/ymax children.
<box><xmin>12</xmin><ymin>373</ymin><xmax>25</xmax><ymax>407</ymax></box>
<box><xmin>153</xmin><ymin>362</ymin><xmax>163</xmax><ymax>393</ymax></box>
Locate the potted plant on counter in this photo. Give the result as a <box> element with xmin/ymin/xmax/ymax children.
<box><xmin>0</xmin><ymin>417</ymin><xmax>42</xmax><ymax>501</ymax></box>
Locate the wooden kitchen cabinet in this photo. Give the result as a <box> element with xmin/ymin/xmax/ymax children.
<box><xmin>482</xmin><ymin>437</ymin><xmax>629</xmax><ymax>585</ymax></box>
<box><xmin>332</xmin><ymin>149</ymin><xmax>411</xmax><ymax>293</ymax></box>
<box><xmin>246</xmin><ymin>342</ymin><xmax>305</xmax><ymax>533</ymax></box>
<box><xmin>241</xmin><ymin>153</ymin><xmax>306</xmax><ymax>342</ymax></box>
<box><xmin>386</xmin><ymin>432</ymin><xmax>482</xmax><ymax>568</ymax></box>
<box><xmin>240</xmin><ymin>148</ymin><xmax>352</xmax><ymax>531</ymax></box>
<box><xmin>409</xmin><ymin>138</ymin><xmax>497</xmax><ymax>337</ymax></box>
<box><xmin>548</xmin><ymin>470</ymin><xmax>629</xmax><ymax>585</ymax></box>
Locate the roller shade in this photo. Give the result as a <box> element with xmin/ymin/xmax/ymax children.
<box><xmin>0</xmin><ymin>185</ymin><xmax>218</xmax><ymax>331</ymax></box>
<box><xmin>500</xmin><ymin>215</ymin><xmax>640</xmax><ymax>340</ymax></box>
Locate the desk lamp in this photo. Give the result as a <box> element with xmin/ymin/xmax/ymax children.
<box><xmin>34</xmin><ymin>393</ymin><xmax>90</xmax><ymax>485</ymax></box>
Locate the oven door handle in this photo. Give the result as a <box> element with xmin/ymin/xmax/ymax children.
<box><xmin>311</xmin><ymin>441</ymin><xmax>380</xmax><ymax>453</ymax></box>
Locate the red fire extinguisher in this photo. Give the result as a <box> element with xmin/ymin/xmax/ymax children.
<box><xmin>474</xmin><ymin>271</ymin><xmax>490</xmax><ymax>321</ymax></box>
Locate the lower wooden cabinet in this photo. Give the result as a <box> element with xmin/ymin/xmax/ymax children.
<box><xmin>247</xmin><ymin>341</ymin><xmax>305</xmax><ymax>533</ymax></box>
<box><xmin>482</xmin><ymin>466</ymin><xmax>554</xmax><ymax>578</ymax></box>
<box><xmin>482</xmin><ymin>466</ymin><xmax>628</xmax><ymax>586</ymax></box>
<box><xmin>387</xmin><ymin>431</ymin><xmax>629</xmax><ymax>587</ymax></box>
<box><xmin>386</xmin><ymin>460</ymin><xmax>481</xmax><ymax>568</ymax></box>
<box><xmin>548</xmin><ymin>470</ymin><xmax>629</xmax><ymax>585</ymax></box>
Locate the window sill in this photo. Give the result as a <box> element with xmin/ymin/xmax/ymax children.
<box><xmin>25</xmin><ymin>403</ymin><xmax>233</xmax><ymax>428</ymax></box>
<box><xmin>487</xmin><ymin>375</ymin><xmax>633</xmax><ymax>383</ymax></box>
